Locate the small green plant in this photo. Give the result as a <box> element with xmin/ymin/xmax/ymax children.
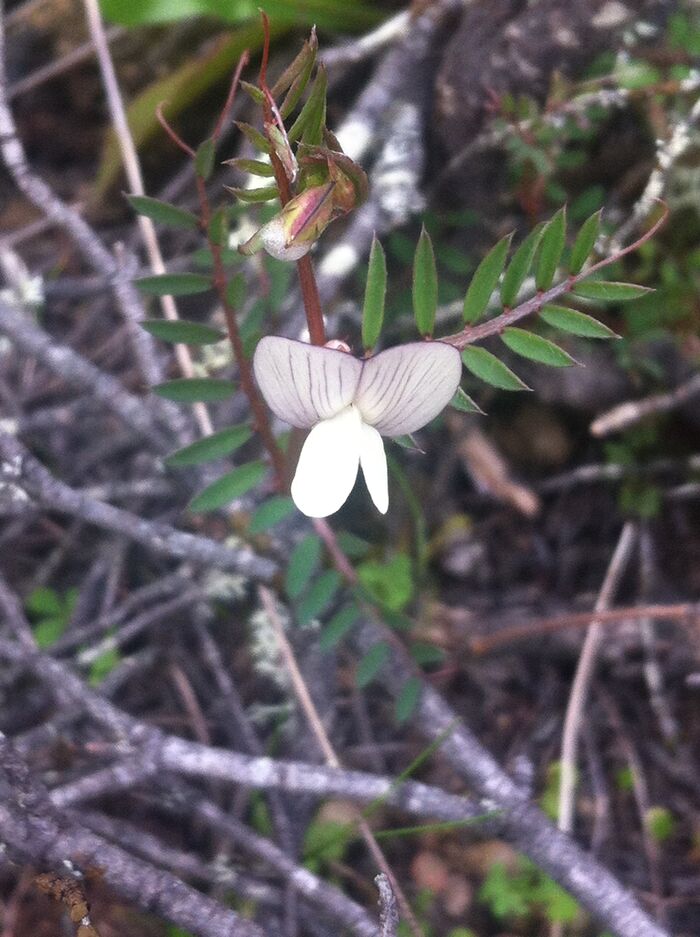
<box><xmin>479</xmin><ymin>858</ymin><xmax>579</xmax><ymax>925</ymax></box>
<box><xmin>24</xmin><ymin>586</ymin><xmax>78</xmax><ymax>649</ymax></box>
<box><xmin>645</xmin><ymin>806</ymin><xmax>677</xmax><ymax>843</ymax></box>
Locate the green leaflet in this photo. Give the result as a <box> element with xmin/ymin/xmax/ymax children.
<box><xmin>356</xmin><ymin>641</ymin><xmax>390</xmax><ymax>688</ymax></box>
<box><xmin>127</xmin><ymin>195</ymin><xmax>199</xmax><ymax>230</ymax></box>
<box><xmin>285</xmin><ymin>535</ymin><xmax>322</xmax><ymax>599</ymax></box>
<box><xmin>461</xmin><ymin>345</ymin><xmax>530</xmax><ymax>391</ymax></box>
<box><xmin>164</xmin><ymin>426</ymin><xmax>252</xmax><ymax>467</ymax></box>
<box><xmin>500</xmin><ymin>328</ymin><xmax>575</xmax><ymax>367</ymax></box>
<box><xmin>572</xmin><ymin>280</ymin><xmax>653</xmax><ymax>302</ymax></box>
<box><xmin>249</xmin><ymin>496</ymin><xmax>296</xmax><ymax>533</ymax></box>
<box><xmin>153</xmin><ymin>378</ymin><xmax>236</xmax><ymax>402</ymax></box>
<box><xmin>500</xmin><ymin>223</ymin><xmax>545</xmax><ymax>307</ymax></box>
<box><xmin>449</xmin><ymin>387</ymin><xmax>483</xmax><ymax>414</ymax></box>
<box><xmin>297</xmin><ymin>570</ymin><xmax>342</xmax><ymax>625</ymax></box>
<box><xmin>189</xmin><ymin>461</ymin><xmax>267</xmax><ymax>511</ymax></box>
<box><xmin>568</xmin><ymin>209</ymin><xmax>602</xmax><ymax>274</ymax></box>
<box><xmin>319</xmin><ymin>604</ymin><xmax>361</xmax><ymax>651</ymax></box>
<box><xmin>136</xmin><ymin>273</ymin><xmax>212</xmax><ymax>296</ymax></box>
<box><xmin>412</xmin><ymin>226</ymin><xmax>438</xmax><ymax>337</ymax></box>
<box><xmin>141</xmin><ymin>319</ymin><xmax>224</xmax><ymax>345</ymax></box>
<box><xmin>362</xmin><ymin>235</ymin><xmax>387</xmax><ymax>350</ymax></box>
<box><xmin>462</xmin><ymin>233</ymin><xmax>512</xmax><ymax>324</ymax></box>
<box><xmin>540</xmin><ymin>304</ymin><xmax>618</xmax><ymax>339</ymax></box>
<box><xmin>535</xmin><ymin>207</ymin><xmax>566</xmax><ymax>291</ymax></box>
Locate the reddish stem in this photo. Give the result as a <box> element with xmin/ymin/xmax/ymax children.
<box><xmin>156</xmin><ymin>103</ymin><xmax>196</xmax><ymax>159</ymax></box>
<box><xmin>197</xmin><ymin>176</ymin><xmax>286</xmax><ymax>487</ymax></box>
<box><xmin>159</xmin><ymin>65</ymin><xmax>286</xmax><ymax>488</ymax></box>
<box><xmin>213</xmin><ymin>50</ymin><xmax>250</xmax><ymax>143</ymax></box>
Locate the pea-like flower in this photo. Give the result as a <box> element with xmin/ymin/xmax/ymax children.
<box><xmin>253</xmin><ymin>336</ymin><xmax>461</xmax><ymax>517</ymax></box>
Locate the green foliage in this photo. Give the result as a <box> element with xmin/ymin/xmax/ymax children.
<box><xmin>89</xmin><ymin>647</ymin><xmax>122</xmax><ymax>686</ymax></box>
<box><xmin>356</xmin><ymin>641</ymin><xmax>390</xmax><ymax>688</ymax></box>
<box><xmin>153</xmin><ymin>377</ymin><xmax>236</xmax><ymax>402</ymax></box>
<box><xmin>189</xmin><ymin>461</ymin><xmax>267</xmax><ymax>511</ymax></box>
<box><xmin>319</xmin><ymin>604</ymin><xmax>361</xmax><ymax>651</ymax></box>
<box><xmin>297</xmin><ymin>570</ymin><xmax>342</xmax><ymax>625</ymax></box>
<box><xmin>195</xmin><ymin>138</ymin><xmax>217</xmax><ymax>180</ymax></box>
<box><xmin>127</xmin><ymin>195</ymin><xmax>199</xmax><ymax>230</ymax></box>
<box><xmin>409</xmin><ymin>643</ymin><xmax>445</xmax><ymax>667</ymax></box>
<box><xmin>539</xmin><ymin>304</ymin><xmax>618</xmax><ymax>339</ymax></box>
<box><xmin>539</xmin><ymin>761</ymin><xmax>563</xmax><ymax>821</ymax></box>
<box><xmin>288</xmin><ymin>66</ymin><xmax>327</xmax><ymax>144</ymax></box>
<box><xmin>461</xmin><ymin>345</ymin><xmax>530</xmax><ymax>391</ymax></box>
<box><xmin>357</xmin><ymin>553</ymin><xmax>413</xmax><ymax>612</ymax></box>
<box><xmin>462</xmin><ymin>233</ymin><xmax>512</xmax><ymax>323</ymax></box>
<box><xmin>395</xmin><ymin>675</ymin><xmax>422</xmax><ymax>724</ymax></box>
<box><xmin>336</xmin><ymin>531</ymin><xmax>370</xmax><ymax>559</ymax></box>
<box><xmin>615</xmin><ymin>767</ymin><xmax>635</xmax><ymax>792</ymax></box>
<box><xmin>135</xmin><ymin>273</ymin><xmax>212</xmax><ymax>296</ymax></box>
<box><xmin>303</xmin><ymin>816</ymin><xmax>354</xmax><ymax>874</ymax></box>
<box><xmin>249</xmin><ymin>496</ymin><xmax>296</xmax><ymax>533</ymax></box>
<box><xmin>480</xmin><ymin>859</ymin><xmax>579</xmax><ymax>925</ymax></box>
<box><xmin>285</xmin><ymin>535</ymin><xmax>322</xmax><ymax>599</ymax></box>
<box><xmin>500</xmin><ymin>223</ymin><xmax>545</xmax><ymax>307</ymax></box>
<box><xmin>274</xmin><ymin>29</ymin><xmax>318</xmax><ymax>117</ymax></box>
<box><xmin>227</xmin><ymin>158</ymin><xmax>276</xmax><ymax>178</ymax></box>
<box><xmin>535</xmin><ymin>206</ymin><xmax>566</xmax><ymax>290</ymax></box>
<box><xmin>165</xmin><ymin>426</ymin><xmax>252</xmax><ymax>468</ymax></box>
<box><xmin>645</xmin><ymin>806</ymin><xmax>676</xmax><ymax>842</ymax></box>
<box><xmin>25</xmin><ymin>587</ymin><xmax>77</xmax><ymax>649</ymax></box>
<box><xmin>141</xmin><ymin>319</ymin><xmax>224</xmax><ymax>345</ymax></box>
<box><xmin>228</xmin><ymin>185</ymin><xmax>279</xmax><ymax>203</ymax></box>
<box><xmin>412</xmin><ymin>226</ymin><xmax>438</xmax><ymax>337</ymax></box>
<box><xmin>619</xmin><ymin>481</ymin><xmax>662</xmax><ymax>520</ymax></box>
<box><xmin>100</xmin><ymin>0</ymin><xmax>379</xmax><ymax>31</ymax></box>
<box><xmin>362</xmin><ymin>235</ymin><xmax>387</xmax><ymax>349</ymax></box>
<box><xmin>449</xmin><ymin>387</ymin><xmax>482</xmax><ymax>414</ymax></box>
<box><xmin>572</xmin><ymin>280</ymin><xmax>653</xmax><ymax>302</ymax></box>
<box><xmin>568</xmin><ymin>209</ymin><xmax>602</xmax><ymax>274</ymax></box>
<box><xmin>501</xmin><ymin>327</ymin><xmax>575</xmax><ymax>367</ymax></box>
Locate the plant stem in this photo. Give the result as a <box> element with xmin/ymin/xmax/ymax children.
<box><xmin>194</xmin><ymin>176</ymin><xmax>286</xmax><ymax>488</ymax></box>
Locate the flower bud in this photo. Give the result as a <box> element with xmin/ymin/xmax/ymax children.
<box><xmin>239</xmin><ymin>182</ymin><xmax>336</xmax><ymax>261</ymax></box>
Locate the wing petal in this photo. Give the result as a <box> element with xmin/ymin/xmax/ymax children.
<box><xmin>355</xmin><ymin>341</ymin><xmax>462</xmax><ymax>436</ymax></box>
<box><xmin>253</xmin><ymin>336</ymin><xmax>362</xmax><ymax>428</ymax></box>
<box><xmin>290</xmin><ymin>405</ymin><xmax>362</xmax><ymax>517</ymax></box>
<box><xmin>359</xmin><ymin>423</ymin><xmax>388</xmax><ymax>514</ymax></box>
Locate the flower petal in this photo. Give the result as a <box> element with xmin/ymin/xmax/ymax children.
<box><xmin>359</xmin><ymin>422</ymin><xmax>388</xmax><ymax>514</ymax></box>
<box><xmin>291</xmin><ymin>405</ymin><xmax>362</xmax><ymax>517</ymax></box>
<box><xmin>355</xmin><ymin>341</ymin><xmax>462</xmax><ymax>436</ymax></box>
<box><xmin>253</xmin><ymin>336</ymin><xmax>363</xmax><ymax>428</ymax></box>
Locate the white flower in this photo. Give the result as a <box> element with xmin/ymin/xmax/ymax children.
<box><xmin>253</xmin><ymin>336</ymin><xmax>462</xmax><ymax>518</ymax></box>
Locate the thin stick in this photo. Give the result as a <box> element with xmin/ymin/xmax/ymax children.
<box><xmin>81</xmin><ymin>0</ymin><xmax>213</xmax><ymax>437</ymax></box>
<box><xmin>469</xmin><ymin>601</ymin><xmax>696</xmax><ymax>654</ymax></box>
<box><xmin>557</xmin><ymin>522</ymin><xmax>638</xmax><ymax>834</ymax></box>
<box><xmin>375</xmin><ymin>873</ymin><xmax>399</xmax><ymax>937</ymax></box>
<box><xmin>590</xmin><ymin>372</ymin><xmax>700</xmax><ymax>438</ymax></box>
<box><xmin>259</xmin><ymin>586</ymin><xmax>423</xmax><ymax>937</ymax></box>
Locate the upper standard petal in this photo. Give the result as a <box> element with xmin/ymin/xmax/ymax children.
<box><xmin>354</xmin><ymin>341</ymin><xmax>462</xmax><ymax>437</ymax></box>
<box><xmin>253</xmin><ymin>336</ymin><xmax>363</xmax><ymax>429</ymax></box>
